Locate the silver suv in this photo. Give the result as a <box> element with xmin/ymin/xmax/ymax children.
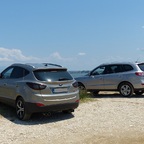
<box><xmin>75</xmin><ymin>62</ymin><xmax>144</xmax><ymax>97</ymax></box>
<box><xmin>0</xmin><ymin>63</ymin><xmax>79</xmax><ymax>120</ymax></box>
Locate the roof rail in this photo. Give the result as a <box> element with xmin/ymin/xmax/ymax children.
<box><xmin>43</xmin><ymin>63</ymin><xmax>62</xmax><ymax>67</ymax></box>
<box><xmin>25</xmin><ymin>63</ymin><xmax>62</xmax><ymax>69</ymax></box>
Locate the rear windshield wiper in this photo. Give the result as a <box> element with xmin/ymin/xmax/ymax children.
<box><xmin>58</xmin><ymin>78</ymin><xmax>70</xmax><ymax>81</ymax></box>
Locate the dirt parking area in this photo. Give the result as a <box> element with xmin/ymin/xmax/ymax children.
<box><xmin>1</xmin><ymin>92</ymin><xmax>144</xmax><ymax>144</ymax></box>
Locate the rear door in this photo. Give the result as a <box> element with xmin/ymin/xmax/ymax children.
<box><xmin>103</xmin><ymin>65</ymin><xmax>124</xmax><ymax>90</ymax></box>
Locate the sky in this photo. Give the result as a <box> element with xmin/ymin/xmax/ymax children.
<box><xmin>0</xmin><ymin>0</ymin><xmax>144</xmax><ymax>71</ymax></box>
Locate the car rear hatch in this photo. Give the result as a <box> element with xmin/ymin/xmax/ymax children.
<box><xmin>33</xmin><ymin>68</ymin><xmax>78</xmax><ymax>104</ymax></box>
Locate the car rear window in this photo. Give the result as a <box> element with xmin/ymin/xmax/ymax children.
<box><xmin>138</xmin><ymin>63</ymin><xmax>144</xmax><ymax>71</ymax></box>
<box><xmin>33</xmin><ymin>69</ymin><xmax>73</xmax><ymax>81</ymax></box>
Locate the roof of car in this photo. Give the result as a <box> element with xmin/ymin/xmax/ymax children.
<box><xmin>10</xmin><ymin>63</ymin><xmax>67</xmax><ymax>70</ymax></box>
<box><xmin>99</xmin><ymin>61</ymin><xmax>141</xmax><ymax>66</ymax></box>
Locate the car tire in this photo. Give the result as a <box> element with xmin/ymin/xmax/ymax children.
<box><xmin>92</xmin><ymin>91</ymin><xmax>99</xmax><ymax>96</ymax></box>
<box><xmin>16</xmin><ymin>97</ymin><xmax>31</xmax><ymax>120</ymax></box>
<box><xmin>119</xmin><ymin>82</ymin><xmax>134</xmax><ymax>97</ymax></box>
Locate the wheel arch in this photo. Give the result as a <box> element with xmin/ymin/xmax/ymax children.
<box><xmin>78</xmin><ymin>82</ymin><xmax>86</xmax><ymax>88</ymax></box>
<box><xmin>15</xmin><ymin>95</ymin><xmax>23</xmax><ymax>105</ymax></box>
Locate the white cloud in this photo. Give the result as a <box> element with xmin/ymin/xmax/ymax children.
<box><xmin>0</xmin><ymin>47</ymin><xmax>39</xmax><ymax>62</ymax></box>
<box><xmin>49</xmin><ymin>52</ymin><xmax>64</xmax><ymax>60</ymax></box>
<box><xmin>0</xmin><ymin>48</ymin><xmax>74</xmax><ymax>64</ymax></box>
<box><xmin>0</xmin><ymin>48</ymin><xmax>78</xmax><ymax>70</ymax></box>
<box><xmin>48</xmin><ymin>52</ymin><xmax>73</xmax><ymax>61</ymax></box>
<box><xmin>78</xmin><ymin>52</ymin><xmax>86</xmax><ymax>56</ymax></box>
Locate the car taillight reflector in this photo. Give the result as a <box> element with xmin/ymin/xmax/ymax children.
<box><xmin>36</xmin><ymin>103</ymin><xmax>45</xmax><ymax>107</ymax></box>
<box><xmin>75</xmin><ymin>99</ymin><xmax>79</xmax><ymax>103</ymax></box>
<box><xmin>135</xmin><ymin>72</ymin><xmax>144</xmax><ymax>76</ymax></box>
<box><xmin>26</xmin><ymin>82</ymin><xmax>47</xmax><ymax>90</ymax></box>
<box><xmin>72</xmin><ymin>82</ymin><xmax>78</xmax><ymax>88</ymax></box>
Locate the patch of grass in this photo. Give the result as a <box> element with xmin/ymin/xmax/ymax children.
<box><xmin>79</xmin><ymin>90</ymin><xmax>95</xmax><ymax>102</ymax></box>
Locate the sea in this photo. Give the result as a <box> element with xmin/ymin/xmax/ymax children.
<box><xmin>69</xmin><ymin>71</ymin><xmax>89</xmax><ymax>78</ymax></box>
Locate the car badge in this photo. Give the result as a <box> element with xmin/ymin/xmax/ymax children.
<box><xmin>59</xmin><ymin>84</ymin><xmax>63</xmax><ymax>86</ymax></box>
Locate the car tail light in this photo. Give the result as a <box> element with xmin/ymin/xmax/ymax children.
<box><xmin>26</xmin><ymin>82</ymin><xmax>47</xmax><ymax>90</ymax></box>
<box><xmin>75</xmin><ymin>99</ymin><xmax>79</xmax><ymax>103</ymax></box>
<box><xmin>36</xmin><ymin>103</ymin><xmax>45</xmax><ymax>107</ymax></box>
<box><xmin>135</xmin><ymin>72</ymin><xmax>144</xmax><ymax>76</ymax></box>
<box><xmin>72</xmin><ymin>82</ymin><xmax>78</xmax><ymax>88</ymax></box>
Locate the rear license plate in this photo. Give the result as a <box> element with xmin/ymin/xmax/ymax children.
<box><xmin>52</xmin><ymin>88</ymin><xmax>68</xmax><ymax>93</ymax></box>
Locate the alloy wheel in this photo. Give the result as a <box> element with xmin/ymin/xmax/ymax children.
<box><xmin>16</xmin><ymin>98</ymin><xmax>31</xmax><ymax>120</ymax></box>
<box><xmin>119</xmin><ymin>83</ymin><xmax>133</xmax><ymax>97</ymax></box>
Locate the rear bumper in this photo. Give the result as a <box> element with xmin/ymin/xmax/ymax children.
<box><xmin>25</xmin><ymin>102</ymin><xmax>79</xmax><ymax>113</ymax></box>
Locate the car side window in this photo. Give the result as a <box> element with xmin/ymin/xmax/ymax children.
<box><xmin>110</xmin><ymin>65</ymin><xmax>123</xmax><ymax>73</ymax></box>
<box><xmin>103</xmin><ymin>66</ymin><xmax>113</xmax><ymax>74</ymax></box>
<box><xmin>10</xmin><ymin>67</ymin><xmax>29</xmax><ymax>78</ymax></box>
<box><xmin>123</xmin><ymin>64</ymin><xmax>133</xmax><ymax>72</ymax></box>
<box><xmin>91</xmin><ymin>66</ymin><xmax>106</xmax><ymax>75</ymax></box>
<box><xmin>1</xmin><ymin>67</ymin><xmax>14</xmax><ymax>79</ymax></box>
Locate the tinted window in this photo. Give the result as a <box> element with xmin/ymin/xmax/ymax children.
<box><xmin>109</xmin><ymin>65</ymin><xmax>123</xmax><ymax>73</ymax></box>
<box><xmin>10</xmin><ymin>67</ymin><xmax>29</xmax><ymax>78</ymax></box>
<box><xmin>123</xmin><ymin>65</ymin><xmax>133</xmax><ymax>71</ymax></box>
<box><xmin>92</xmin><ymin>65</ymin><xmax>124</xmax><ymax>75</ymax></box>
<box><xmin>138</xmin><ymin>63</ymin><xmax>144</xmax><ymax>71</ymax></box>
<box><xmin>2</xmin><ymin>66</ymin><xmax>29</xmax><ymax>79</ymax></box>
<box><xmin>34</xmin><ymin>69</ymin><xmax>73</xmax><ymax>81</ymax></box>
<box><xmin>104</xmin><ymin>66</ymin><xmax>114</xmax><ymax>74</ymax></box>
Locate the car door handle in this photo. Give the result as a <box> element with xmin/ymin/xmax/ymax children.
<box><xmin>3</xmin><ymin>83</ymin><xmax>7</xmax><ymax>86</ymax></box>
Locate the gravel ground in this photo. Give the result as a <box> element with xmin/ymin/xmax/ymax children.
<box><xmin>1</xmin><ymin>92</ymin><xmax>144</xmax><ymax>144</ymax></box>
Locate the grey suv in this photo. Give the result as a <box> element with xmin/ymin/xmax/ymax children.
<box><xmin>75</xmin><ymin>62</ymin><xmax>144</xmax><ymax>97</ymax></box>
<box><xmin>0</xmin><ymin>63</ymin><xmax>79</xmax><ymax>120</ymax></box>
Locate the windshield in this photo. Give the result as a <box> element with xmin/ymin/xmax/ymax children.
<box><xmin>138</xmin><ymin>63</ymin><xmax>144</xmax><ymax>71</ymax></box>
<box><xmin>34</xmin><ymin>69</ymin><xmax>73</xmax><ymax>82</ymax></box>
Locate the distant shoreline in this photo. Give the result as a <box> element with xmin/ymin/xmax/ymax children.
<box><xmin>69</xmin><ymin>70</ymin><xmax>89</xmax><ymax>78</ymax></box>
<box><xmin>69</xmin><ymin>70</ymin><xmax>90</xmax><ymax>73</ymax></box>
